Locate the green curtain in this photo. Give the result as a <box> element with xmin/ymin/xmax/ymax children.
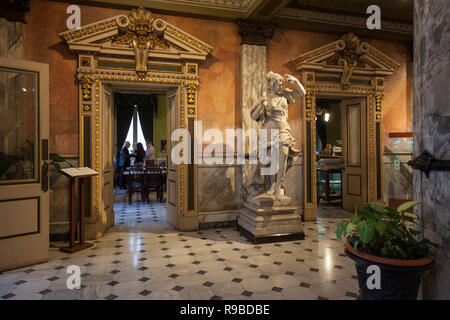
<box><xmin>115</xmin><ymin>93</ymin><xmax>157</xmax><ymax>148</ymax></box>
<box><xmin>115</xmin><ymin>93</ymin><xmax>134</xmax><ymax>158</ymax></box>
<box><xmin>137</xmin><ymin>94</ymin><xmax>157</xmax><ymax>142</ymax></box>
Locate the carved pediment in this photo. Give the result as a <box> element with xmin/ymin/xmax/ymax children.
<box><xmin>60</xmin><ymin>7</ymin><xmax>213</xmax><ymax>61</ymax></box>
<box><xmin>290</xmin><ymin>33</ymin><xmax>400</xmax><ymax>88</ymax></box>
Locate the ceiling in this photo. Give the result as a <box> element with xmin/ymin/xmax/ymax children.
<box><xmin>51</xmin><ymin>0</ymin><xmax>414</xmax><ymax>41</ymax></box>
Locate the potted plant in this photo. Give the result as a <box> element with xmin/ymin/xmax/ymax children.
<box><xmin>336</xmin><ymin>201</ymin><xmax>437</xmax><ymax>300</ymax></box>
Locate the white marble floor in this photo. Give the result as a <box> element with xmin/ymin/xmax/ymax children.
<box><xmin>0</xmin><ymin>191</ymin><xmax>359</xmax><ymax>300</ymax></box>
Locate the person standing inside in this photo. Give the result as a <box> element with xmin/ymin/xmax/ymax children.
<box><xmin>134</xmin><ymin>142</ymin><xmax>146</xmax><ymax>167</ymax></box>
<box><xmin>119</xmin><ymin>141</ymin><xmax>131</xmax><ymax>189</ymax></box>
<box><xmin>145</xmin><ymin>139</ymin><xmax>155</xmax><ymax>166</ymax></box>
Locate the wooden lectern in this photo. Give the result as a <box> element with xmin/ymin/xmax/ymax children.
<box><xmin>60</xmin><ymin>167</ymin><xmax>98</xmax><ymax>253</ymax></box>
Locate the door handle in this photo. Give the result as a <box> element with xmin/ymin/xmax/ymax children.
<box><xmin>42</xmin><ymin>160</ymin><xmax>49</xmax><ymax>192</ymax></box>
<box><xmin>41</xmin><ymin>139</ymin><xmax>49</xmax><ymax>192</ymax></box>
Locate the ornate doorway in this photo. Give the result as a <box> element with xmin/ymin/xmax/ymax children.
<box><xmin>61</xmin><ymin>7</ymin><xmax>213</xmax><ymax>237</ymax></box>
<box><xmin>290</xmin><ymin>33</ymin><xmax>400</xmax><ymax>221</ymax></box>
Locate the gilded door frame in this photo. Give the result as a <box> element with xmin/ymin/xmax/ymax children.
<box><xmin>78</xmin><ymin>65</ymin><xmax>200</xmax><ymax>236</ymax></box>
<box><xmin>290</xmin><ymin>33</ymin><xmax>399</xmax><ymax>221</ymax></box>
<box><xmin>301</xmin><ymin>80</ymin><xmax>384</xmax><ymax>221</ymax></box>
<box><xmin>60</xmin><ymin>8</ymin><xmax>212</xmax><ymax>236</ymax></box>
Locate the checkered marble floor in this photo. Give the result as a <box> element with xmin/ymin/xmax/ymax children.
<box><xmin>0</xmin><ymin>196</ymin><xmax>359</xmax><ymax>300</ymax></box>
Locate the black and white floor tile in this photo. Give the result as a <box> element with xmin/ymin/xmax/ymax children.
<box><xmin>0</xmin><ymin>193</ymin><xmax>359</xmax><ymax>300</ymax></box>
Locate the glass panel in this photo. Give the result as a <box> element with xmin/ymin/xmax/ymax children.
<box><xmin>306</xmin><ymin>121</ymin><xmax>312</xmax><ymax>203</ymax></box>
<box><xmin>0</xmin><ymin>68</ymin><xmax>38</xmax><ymax>183</ymax></box>
<box><xmin>376</xmin><ymin>122</ymin><xmax>382</xmax><ymax>199</ymax></box>
<box><xmin>104</xmin><ymin>92</ymin><xmax>111</xmax><ymax>170</ymax></box>
<box><xmin>347</xmin><ymin>104</ymin><xmax>361</xmax><ymax>167</ymax></box>
<box><xmin>188</xmin><ymin>117</ymin><xmax>194</xmax><ymax>211</ymax></box>
<box><xmin>82</xmin><ymin>116</ymin><xmax>91</xmax><ymax>217</ymax></box>
<box><xmin>169</xmin><ymin>96</ymin><xmax>176</xmax><ymax>170</ymax></box>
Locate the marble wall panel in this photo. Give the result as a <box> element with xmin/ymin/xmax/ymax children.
<box><xmin>413</xmin><ymin>0</ymin><xmax>450</xmax><ymax>300</ymax></box>
<box><xmin>197</xmin><ymin>164</ymin><xmax>242</xmax><ymax>214</ymax></box>
<box><xmin>49</xmin><ymin>158</ymin><xmax>79</xmax><ymax>240</ymax></box>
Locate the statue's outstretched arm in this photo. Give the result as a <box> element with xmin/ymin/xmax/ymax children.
<box><xmin>283</xmin><ymin>74</ymin><xmax>306</xmax><ymax>98</ymax></box>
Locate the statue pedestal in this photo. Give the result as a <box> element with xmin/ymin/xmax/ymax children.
<box><xmin>237</xmin><ymin>196</ymin><xmax>304</xmax><ymax>244</ymax></box>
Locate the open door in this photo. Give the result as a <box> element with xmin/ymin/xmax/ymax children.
<box><xmin>166</xmin><ymin>88</ymin><xmax>179</xmax><ymax>227</ymax></box>
<box><xmin>341</xmin><ymin>98</ymin><xmax>367</xmax><ymax>211</ymax></box>
<box><xmin>0</xmin><ymin>58</ymin><xmax>49</xmax><ymax>271</ymax></box>
<box><xmin>101</xmin><ymin>83</ymin><xmax>114</xmax><ymax>229</ymax></box>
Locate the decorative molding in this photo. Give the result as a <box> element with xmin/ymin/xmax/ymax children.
<box><xmin>60</xmin><ymin>8</ymin><xmax>213</xmax><ymax>59</ymax></box>
<box><xmin>60</xmin><ymin>7</ymin><xmax>211</xmax><ymax>224</ymax></box>
<box><xmin>237</xmin><ymin>20</ymin><xmax>275</xmax><ymax>46</ymax></box>
<box><xmin>326</xmin><ymin>33</ymin><xmax>362</xmax><ymax>89</ymax></box>
<box><xmin>291</xmin><ymin>33</ymin><xmax>400</xmax><ymax>90</ymax></box>
<box><xmin>276</xmin><ymin>7</ymin><xmax>413</xmax><ymax>36</ymax></box>
<box><xmin>78</xmin><ymin>73</ymin><xmax>93</xmax><ymax>101</ymax></box>
<box><xmin>186</xmin><ymin>79</ymin><xmax>197</xmax><ymax>105</ymax></box>
<box><xmin>156</xmin><ymin>0</ymin><xmax>254</xmax><ymax>10</ymax></box>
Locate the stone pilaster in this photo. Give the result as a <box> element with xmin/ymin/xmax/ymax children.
<box><xmin>413</xmin><ymin>0</ymin><xmax>450</xmax><ymax>299</ymax></box>
<box><xmin>0</xmin><ymin>18</ymin><xmax>24</xmax><ymax>59</ymax></box>
<box><xmin>238</xmin><ymin>21</ymin><xmax>274</xmax><ymax>200</ymax></box>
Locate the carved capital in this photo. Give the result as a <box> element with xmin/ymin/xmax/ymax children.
<box><xmin>237</xmin><ymin>20</ymin><xmax>275</xmax><ymax>46</ymax></box>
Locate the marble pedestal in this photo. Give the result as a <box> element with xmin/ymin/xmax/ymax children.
<box><xmin>237</xmin><ymin>196</ymin><xmax>304</xmax><ymax>244</ymax></box>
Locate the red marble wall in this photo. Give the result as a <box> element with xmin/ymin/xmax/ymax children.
<box><xmin>24</xmin><ymin>0</ymin><xmax>411</xmax><ymax>156</ymax></box>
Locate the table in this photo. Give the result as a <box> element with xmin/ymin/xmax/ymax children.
<box><xmin>124</xmin><ymin>167</ymin><xmax>167</xmax><ymax>204</ymax></box>
<box><xmin>59</xmin><ymin>167</ymin><xmax>98</xmax><ymax>253</ymax></box>
<box><xmin>317</xmin><ymin>168</ymin><xmax>342</xmax><ymax>205</ymax></box>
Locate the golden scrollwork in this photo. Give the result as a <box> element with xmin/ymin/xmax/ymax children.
<box><xmin>305</xmin><ymin>87</ymin><xmax>313</xmax><ymax>109</ymax></box>
<box><xmin>111</xmin><ymin>7</ymin><xmax>169</xmax><ymax>79</ymax></box>
<box><xmin>327</xmin><ymin>33</ymin><xmax>363</xmax><ymax>89</ymax></box>
<box><xmin>367</xmin><ymin>47</ymin><xmax>400</xmax><ymax>70</ymax></box>
<box><xmin>368</xmin><ymin>95</ymin><xmax>375</xmax><ymax>200</ymax></box>
<box><xmin>79</xmin><ymin>73</ymin><xmax>93</xmax><ymax>101</ymax></box>
<box><xmin>376</xmin><ymin>94</ymin><xmax>383</xmax><ymax>112</ymax></box>
<box><xmin>165</xmin><ymin>25</ymin><xmax>212</xmax><ymax>55</ymax></box>
<box><xmin>186</xmin><ymin>80</ymin><xmax>198</xmax><ymax>105</ymax></box>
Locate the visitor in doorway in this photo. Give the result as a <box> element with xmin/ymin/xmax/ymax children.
<box><xmin>134</xmin><ymin>142</ymin><xmax>146</xmax><ymax>167</ymax></box>
<box><xmin>145</xmin><ymin>139</ymin><xmax>155</xmax><ymax>165</ymax></box>
<box><xmin>119</xmin><ymin>141</ymin><xmax>131</xmax><ymax>189</ymax></box>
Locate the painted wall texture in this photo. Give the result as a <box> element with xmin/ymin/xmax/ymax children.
<box><xmin>268</xmin><ymin>28</ymin><xmax>413</xmax><ymax>149</ymax></box>
<box><xmin>23</xmin><ymin>0</ymin><xmax>412</xmax><ymax>156</ymax></box>
<box><xmin>23</xmin><ymin>0</ymin><xmax>241</xmax><ymax>156</ymax></box>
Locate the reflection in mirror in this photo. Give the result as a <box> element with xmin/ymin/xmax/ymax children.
<box><xmin>0</xmin><ymin>68</ymin><xmax>38</xmax><ymax>183</ymax></box>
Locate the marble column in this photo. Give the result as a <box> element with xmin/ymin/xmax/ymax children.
<box><xmin>0</xmin><ymin>18</ymin><xmax>24</xmax><ymax>59</ymax></box>
<box><xmin>413</xmin><ymin>0</ymin><xmax>450</xmax><ymax>299</ymax></box>
<box><xmin>237</xmin><ymin>20</ymin><xmax>274</xmax><ymax>201</ymax></box>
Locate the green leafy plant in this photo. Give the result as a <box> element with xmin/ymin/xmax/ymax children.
<box><xmin>49</xmin><ymin>153</ymin><xmax>74</xmax><ymax>172</ymax></box>
<box><xmin>336</xmin><ymin>201</ymin><xmax>438</xmax><ymax>260</ymax></box>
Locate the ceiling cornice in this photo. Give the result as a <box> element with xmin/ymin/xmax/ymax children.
<box><xmin>48</xmin><ymin>0</ymin><xmax>413</xmax><ymax>41</ymax></box>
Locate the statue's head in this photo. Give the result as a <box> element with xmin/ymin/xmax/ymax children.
<box><xmin>266</xmin><ymin>71</ymin><xmax>283</xmax><ymax>94</ymax></box>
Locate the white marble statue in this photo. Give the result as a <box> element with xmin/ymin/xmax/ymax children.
<box><xmin>250</xmin><ymin>71</ymin><xmax>306</xmax><ymax>201</ymax></box>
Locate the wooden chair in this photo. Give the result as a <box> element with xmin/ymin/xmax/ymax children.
<box><xmin>145</xmin><ymin>160</ymin><xmax>155</xmax><ymax>168</ymax></box>
<box><xmin>144</xmin><ymin>167</ymin><xmax>164</xmax><ymax>203</ymax></box>
<box><xmin>127</xmin><ymin>169</ymin><xmax>147</xmax><ymax>205</ymax></box>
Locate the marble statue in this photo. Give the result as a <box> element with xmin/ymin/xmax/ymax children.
<box><xmin>250</xmin><ymin>71</ymin><xmax>306</xmax><ymax>201</ymax></box>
